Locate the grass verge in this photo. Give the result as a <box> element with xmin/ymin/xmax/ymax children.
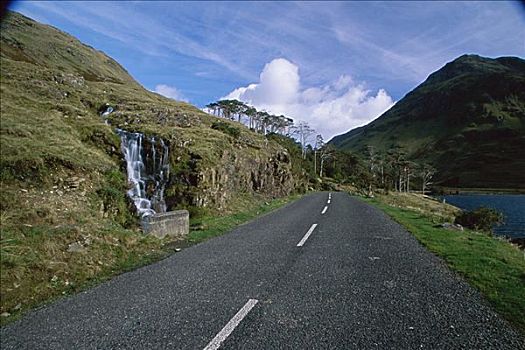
<box><xmin>0</xmin><ymin>194</ymin><xmax>300</xmax><ymax>326</ymax></box>
<box><xmin>363</xmin><ymin>194</ymin><xmax>525</xmax><ymax>333</ymax></box>
<box><xmin>186</xmin><ymin>194</ymin><xmax>301</xmax><ymax>245</ymax></box>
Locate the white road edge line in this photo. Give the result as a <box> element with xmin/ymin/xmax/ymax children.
<box><xmin>321</xmin><ymin>206</ymin><xmax>328</xmax><ymax>214</ymax></box>
<box><xmin>297</xmin><ymin>223</ymin><xmax>318</xmax><ymax>247</ymax></box>
<box><xmin>327</xmin><ymin>199</ymin><xmax>331</xmax><ymax>204</ymax></box>
<box><xmin>203</xmin><ymin>299</ymin><xmax>259</xmax><ymax>350</ymax></box>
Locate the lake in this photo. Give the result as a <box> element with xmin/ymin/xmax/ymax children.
<box><xmin>439</xmin><ymin>194</ymin><xmax>525</xmax><ymax>238</ymax></box>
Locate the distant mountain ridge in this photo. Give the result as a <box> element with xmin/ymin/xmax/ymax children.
<box><xmin>330</xmin><ymin>54</ymin><xmax>525</xmax><ymax>189</ymax></box>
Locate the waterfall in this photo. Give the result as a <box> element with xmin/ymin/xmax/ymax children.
<box><xmin>116</xmin><ymin>129</ymin><xmax>170</xmax><ymax>218</ymax></box>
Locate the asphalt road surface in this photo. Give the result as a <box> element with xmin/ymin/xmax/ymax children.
<box><xmin>2</xmin><ymin>192</ymin><xmax>524</xmax><ymax>349</ymax></box>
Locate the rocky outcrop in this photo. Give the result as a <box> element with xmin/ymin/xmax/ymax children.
<box><xmin>165</xmin><ymin>143</ymin><xmax>295</xmax><ymax>211</ymax></box>
<box><xmin>196</xmin><ymin>150</ymin><xmax>294</xmax><ymax>208</ymax></box>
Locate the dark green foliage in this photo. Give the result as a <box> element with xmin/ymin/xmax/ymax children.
<box><xmin>211</xmin><ymin>121</ymin><xmax>241</xmax><ymax>139</ymax></box>
<box><xmin>322</xmin><ymin>149</ymin><xmax>361</xmax><ymax>182</ymax></box>
<box><xmin>454</xmin><ymin>207</ymin><xmax>504</xmax><ymax>234</ymax></box>
<box><xmin>331</xmin><ymin>54</ymin><xmax>525</xmax><ymax>189</ymax></box>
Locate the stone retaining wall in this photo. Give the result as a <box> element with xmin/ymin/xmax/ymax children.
<box><xmin>142</xmin><ymin>210</ymin><xmax>189</xmax><ymax>239</ymax></box>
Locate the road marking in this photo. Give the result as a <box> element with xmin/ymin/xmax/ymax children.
<box><xmin>203</xmin><ymin>299</ymin><xmax>259</xmax><ymax>350</ymax></box>
<box><xmin>327</xmin><ymin>199</ymin><xmax>331</xmax><ymax>204</ymax></box>
<box><xmin>321</xmin><ymin>206</ymin><xmax>328</xmax><ymax>214</ymax></box>
<box><xmin>297</xmin><ymin>223</ymin><xmax>318</xmax><ymax>247</ymax></box>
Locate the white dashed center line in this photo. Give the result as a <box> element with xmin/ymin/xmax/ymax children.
<box><xmin>297</xmin><ymin>223</ymin><xmax>318</xmax><ymax>247</ymax></box>
<box><xmin>321</xmin><ymin>206</ymin><xmax>328</xmax><ymax>214</ymax></box>
<box><xmin>203</xmin><ymin>299</ymin><xmax>259</xmax><ymax>350</ymax></box>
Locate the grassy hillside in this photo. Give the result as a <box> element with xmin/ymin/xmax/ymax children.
<box><xmin>0</xmin><ymin>11</ymin><xmax>302</xmax><ymax>322</ymax></box>
<box><xmin>331</xmin><ymin>55</ymin><xmax>525</xmax><ymax>189</ymax></box>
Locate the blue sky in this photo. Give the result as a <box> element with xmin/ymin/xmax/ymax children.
<box><xmin>10</xmin><ymin>1</ymin><xmax>525</xmax><ymax>139</ymax></box>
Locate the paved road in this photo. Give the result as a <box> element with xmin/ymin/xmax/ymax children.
<box><xmin>1</xmin><ymin>192</ymin><xmax>523</xmax><ymax>349</ymax></box>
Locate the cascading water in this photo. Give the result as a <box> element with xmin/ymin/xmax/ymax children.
<box><xmin>116</xmin><ymin>129</ymin><xmax>170</xmax><ymax>218</ymax></box>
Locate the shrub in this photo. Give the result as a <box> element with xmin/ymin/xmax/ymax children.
<box><xmin>211</xmin><ymin>121</ymin><xmax>240</xmax><ymax>139</ymax></box>
<box><xmin>454</xmin><ymin>207</ymin><xmax>504</xmax><ymax>234</ymax></box>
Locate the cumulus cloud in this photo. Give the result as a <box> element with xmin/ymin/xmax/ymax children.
<box><xmin>154</xmin><ymin>84</ymin><xmax>188</xmax><ymax>102</ymax></box>
<box><xmin>224</xmin><ymin>58</ymin><xmax>395</xmax><ymax>140</ymax></box>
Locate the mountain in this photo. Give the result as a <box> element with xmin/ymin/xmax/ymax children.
<box><xmin>330</xmin><ymin>54</ymin><xmax>525</xmax><ymax>189</ymax></box>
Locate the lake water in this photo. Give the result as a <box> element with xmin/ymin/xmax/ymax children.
<box><xmin>439</xmin><ymin>194</ymin><xmax>525</xmax><ymax>238</ymax></box>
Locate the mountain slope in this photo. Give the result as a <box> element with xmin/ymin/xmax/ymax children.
<box><xmin>0</xmin><ymin>11</ymin><xmax>300</xmax><ymax>320</ymax></box>
<box><xmin>330</xmin><ymin>54</ymin><xmax>525</xmax><ymax>189</ymax></box>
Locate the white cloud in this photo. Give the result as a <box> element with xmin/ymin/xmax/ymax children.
<box><xmin>224</xmin><ymin>58</ymin><xmax>395</xmax><ymax>140</ymax></box>
<box><xmin>226</xmin><ymin>58</ymin><xmax>300</xmax><ymax>105</ymax></box>
<box><xmin>154</xmin><ymin>84</ymin><xmax>188</xmax><ymax>102</ymax></box>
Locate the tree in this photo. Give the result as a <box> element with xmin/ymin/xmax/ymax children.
<box><xmin>386</xmin><ymin>148</ymin><xmax>407</xmax><ymax>192</ymax></box>
<box><xmin>419</xmin><ymin>164</ymin><xmax>436</xmax><ymax>194</ymax></box>
<box><xmin>244</xmin><ymin>106</ymin><xmax>257</xmax><ymax>130</ymax></box>
<box><xmin>259</xmin><ymin>111</ymin><xmax>271</xmax><ymax>134</ymax></box>
<box><xmin>364</xmin><ymin>146</ymin><xmax>379</xmax><ymax>194</ymax></box>
<box><xmin>402</xmin><ymin>161</ymin><xmax>417</xmax><ymax>193</ymax></box>
<box><xmin>314</xmin><ymin>134</ymin><xmax>324</xmax><ymax>175</ymax></box>
<box><xmin>205</xmin><ymin>102</ymin><xmax>219</xmax><ymax>116</ymax></box>
<box><xmin>319</xmin><ymin>144</ymin><xmax>335</xmax><ymax>177</ymax></box>
<box><xmin>290</xmin><ymin>121</ymin><xmax>315</xmax><ymax>159</ymax></box>
<box><xmin>276</xmin><ymin>115</ymin><xmax>294</xmax><ymax>135</ymax></box>
<box><xmin>216</xmin><ymin>99</ymin><xmax>242</xmax><ymax>120</ymax></box>
<box><xmin>205</xmin><ymin>99</ymin><xmax>294</xmax><ymax>137</ymax></box>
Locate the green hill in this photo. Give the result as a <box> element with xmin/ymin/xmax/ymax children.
<box><xmin>330</xmin><ymin>54</ymin><xmax>525</xmax><ymax>189</ymax></box>
<box><xmin>0</xmin><ymin>11</ymin><xmax>300</xmax><ymax>320</ymax></box>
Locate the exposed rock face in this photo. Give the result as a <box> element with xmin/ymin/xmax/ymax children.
<box><xmin>166</xmin><ymin>145</ymin><xmax>295</xmax><ymax>211</ymax></box>
<box><xmin>194</xmin><ymin>150</ymin><xmax>294</xmax><ymax>209</ymax></box>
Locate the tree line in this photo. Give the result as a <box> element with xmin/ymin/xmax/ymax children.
<box><xmin>363</xmin><ymin>146</ymin><xmax>436</xmax><ymax>195</ymax></box>
<box><xmin>206</xmin><ymin>99</ymin><xmax>328</xmax><ymax>166</ymax></box>
<box><xmin>205</xmin><ymin>100</ymin><xmax>437</xmax><ymax>194</ymax></box>
<box><xmin>205</xmin><ymin>99</ymin><xmax>294</xmax><ymax>135</ymax></box>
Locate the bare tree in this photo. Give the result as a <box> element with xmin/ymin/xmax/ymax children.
<box><xmin>364</xmin><ymin>146</ymin><xmax>378</xmax><ymax>195</ymax></box>
<box><xmin>319</xmin><ymin>144</ymin><xmax>335</xmax><ymax>177</ymax></box>
<box><xmin>420</xmin><ymin>164</ymin><xmax>436</xmax><ymax>194</ymax></box>
<box><xmin>314</xmin><ymin>134</ymin><xmax>324</xmax><ymax>175</ymax></box>
<box><xmin>290</xmin><ymin>121</ymin><xmax>315</xmax><ymax>159</ymax></box>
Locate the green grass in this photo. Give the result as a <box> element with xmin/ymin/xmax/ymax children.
<box><xmin>0</xmin><ymin>223</ymin><xmax>170</xmax><ymax>326</ymax></box>
<box><xmin>364</xmin><ymin>195</ymin><xmax>525</xmax><ymax>333</ymax></box>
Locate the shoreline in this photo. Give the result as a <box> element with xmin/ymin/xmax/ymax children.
<box><xmin>432</xmin><ymin>192</ymin><xmax>525</xmax><ymax>240</ymax></box>
<box><xmin>434</xmin><ymin>187</ymin><xmax>525</xmax><ymax>195</ymax></box>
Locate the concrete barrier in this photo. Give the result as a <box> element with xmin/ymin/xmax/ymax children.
<box><xmin>142</xmin><ymin>210</ymin><xmax>189</xmax><ymax>239</ymax></box>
